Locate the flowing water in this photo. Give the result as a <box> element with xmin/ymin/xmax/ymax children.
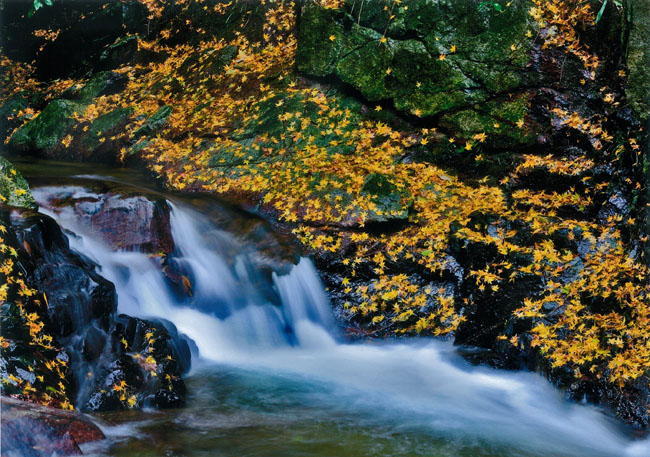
<box><xmin>28</xmin><ymin>172</ymin><xmax>650</xmax><ymax>457</ymax></box>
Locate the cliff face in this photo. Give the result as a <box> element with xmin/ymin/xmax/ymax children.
<box><xmin>1</xmin><ymin>0</ymin><xmax>648</xmax><ymax>427</ymax></box>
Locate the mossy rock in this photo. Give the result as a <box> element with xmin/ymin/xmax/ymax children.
<box><xmin>627</xmin><ymin>0</ymin><xmax>650</xmax><ymax>122</ymax></box>
<box><xmin>62</xmin><ymin>71</ymin><xmax>127</xmax><ymax>104</ymax></box>
<box><xmin>297</xmin><ymin>0</ymin><xmax>536</xmax><ymax>143</ymax></box>
<box><xmin>296</xmin><ymin>2</ymin><xmax>346</xmax><ymax>76</ymax></box>
<box><xmin>133</xmin><ymin>105</ymin><xmax>172</xmax><ymax>139</ymax></box>
<box><xmin>361</xmin><ymin>173</ymin><xmax>411</xmax><ymax>222</ymax></box>
<box><xmin>0</xmin><ymin>91</ymin><xmax>43</xmax><ymax>140</ymax></box>
<box><xmin>8</xmin><ymin>99</ymin><xmax>83</xmax><ymax>154</ymax></box>
<box><xmin>179</xmin><ymin>45</ymin><xmax>238</xmax><ymax>78</ymax></box>
<box><xmin>0</xmin><ymin>157</ymin><xmax>37</xmax><ymax>209</ymax></box>
<box><xmin>81</xmin><ymin>107</ymin><xmax>134</xmax><ymax>152</ymax></box>
<box><xmin>440</xmin><ymin>93</ymin><xmax>535</xmax><ymax>146</ymax></box>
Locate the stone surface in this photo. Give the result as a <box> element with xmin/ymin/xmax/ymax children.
<box><xmin>0</xmin><ymin>157</ymin><xmax>37</xmax><ymax>209</ymax></box>
<box><xmin>4</xmin><ymin>197</ymin><xmax>188</xmax><ymax>413</ymax></box>
<box><xmin>32</xmin><ymin>177</ymin><xmax>174</xmax><ymax>254</ymax></box>
<box><xmin>297</xmin><ymin>0</ymin><xmax>536</xmax><ymax>145</ymax></box>
<box><xmin>0</xmin><ymin>396</ymin><xmax>104</xmax><ymax>457</ymax></box>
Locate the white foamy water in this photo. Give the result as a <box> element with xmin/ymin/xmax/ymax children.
<box><xmin>33</xmin><ymin>184</ymin><xmax>650</xmax><ymax>457</ymax></box>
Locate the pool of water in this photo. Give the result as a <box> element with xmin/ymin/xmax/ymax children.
<box><xmin>91</xmin><ymin>364</ymin><xmax>541</xmax><ymax>457</ymax></box>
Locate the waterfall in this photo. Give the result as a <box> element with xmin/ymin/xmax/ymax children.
<box><xmin>33</xmin><ymin>185</ymin><xmax>649</xmax><ymax>457</ymax></box>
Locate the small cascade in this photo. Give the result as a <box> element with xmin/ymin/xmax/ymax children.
<box><xmin>32</xmin><ymin>182</ymin><xmax>650</xmax><ymax>457</ymax></box>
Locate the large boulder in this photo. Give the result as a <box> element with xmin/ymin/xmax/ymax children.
<box><xmin>7</xmin><ymin>71</ymin><xmax>130</xmax><ymax>162</ymax></box>
<box><xmin>297</xmin><ymin>0</ymin><xmax>536</xmax><ymax>146</ymax></box>
<box><xmin>31</xmin><ymin>178</ymin><xmax>174</xmax><ymax>254</ymax></box>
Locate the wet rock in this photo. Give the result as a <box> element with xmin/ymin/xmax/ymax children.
<box><xmin>32</xmin><ymin>178</ymin><xmax>174</xmax><ymax>254</ymax></box>
<box><xmin>5</xmin><ymin>206</ymin><xmax>117</xmax><ymax>405</ymax></box>
<box><xmin>4</xmin><ymin>200</ymin><xmax>188</xmax><ymax>412</ymax></box>
<box><xmin>0</xmin><ymin>396</ymin><xmax>104</xmax><ymax>457</ymax></box>
<box><xmin>85</xmin><ymin>315</ymin><xmax>190</xmax><ymax>411</ymax></box>
<box><xmin>8</xmin><ymin>207</ymin><xmax>117</xmax><ymax>335</ymax></box>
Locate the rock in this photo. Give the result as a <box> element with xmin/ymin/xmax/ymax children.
<box><xmin>61</xmin><ymin>71</ymin><xmax>128</xmax><ymax>104</ymax></box>
<box><xmin>7</xmin><ymin>72</ymin><xmax>130</xmax><ymax>161</ymax></box>
<box><xmin>626</xmin><ymin>0</ymin><xmax>649</xmax><ymax>122</ymax></box>
<box><xmin>297</xmin><ymin>0</ymin><xmax>536</xmax><ymax>145</ymax></box>
<box><xmin>32</xmin><ymin>178</ymin><xmax>174</xmax><ymax>254</ymax></box>
<box><xmin>85</xmin><ymin>315</ymin><xmax>190</xmax><ymax>411</ymax></box>
<box><xmin>132</xmin><ymin>105</ymin><xmax>172</xmax><ymax>140</ymax></box>
<box><xmin>0</xmin><ymin>0</ymin><xmax>149</xmax><ymax>80</ymax></box>
<box><xmin>99</xmin><ymin>35</ymin><xmax>140</xmax><ymax>70</ymax></box>
<box><xmin>8</xmin><ymin>99</ymin><xmax>83</xmax><ymax>154</ymax></box>
<box><xmin>0</xmin><ymin>157</ymin><xmax>37</xmax><ymax>209</ymax></box>
<box><xmin>0</xmin><ymin>396</ymin><xmax>104</xmax><ymax>457</ymax></box>
<box><xmin>360</xmin><ymin>173</ymin><xmax>411</xmax><ymax>222</ymax></box>
<box><xmin>4</xmin><ymin>200</ymin><xmax>188</xmax><ymax>412</ymax></box>
<box><xmin>0</xmin><ymin>90</ymin><xmax>44</xmax><ymax>140</ymax></box>
<box><xmin>5</xmin><ymin>206</ymin><xmax>117</xmax><ymax>406</ymax></box>
<box><xmin>8</xmin><ymin>207</ymin><xmax>117</xmax><ymax>335</ymax></box>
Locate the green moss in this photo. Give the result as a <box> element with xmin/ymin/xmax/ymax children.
<box><xmin>133</xmin><ymin>105</ymin><xmax>172</xmax><ymax>138</ymax></box>
<box><xmin>628</xmin><ymin>0</ymin><xmax>650</xmax><ymax>121</ymax></box>
<box><xmin>82</xmin><ymin>107</ymin><xmax>133</xmax><ymax>151</ymax></box>
<box><xmin>441</xmin><ymin>94</ymin><xmax>534</xmax><ymax>145</ymax></box>
<box><xmin>336</xmin><ymin>25</ymin><xmax>391</xmax><ymax>101</ymax></box>
<box><xmin>0</xmin><ymin>157</ymin><xmax>37</xmax><ymax>209</ymax></box>
<box><xmin>297</xmin><ymin>0</ymin><xmax>535</xmax><ymax>137</ymax></box>
<box><xmin>361</xmin><ymin>173</ymin><xmax>411</xmax><ymax>221</ymax></box>
<box><xmin>8</xmin><ymin>99</ymin><xmax>83</xmax><ymax>153</ymax></box>
<box><xmin>296</xmin><ymin>3</ymin><xmax>345</xmax><ymax>76</ymax></box>
<box><xmin>179</xmin><ymin>45</ymin><xmax>238</xmax><ymax>78</ymax></box>
<box><xmin>0</xmin><ymin>92</ymin><xmax>39</xmax><ymax>139</ymax></box>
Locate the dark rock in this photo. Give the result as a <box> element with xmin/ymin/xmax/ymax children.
<box><xmin>8</xmin><ymin>208</ymin><xmax>117</xmax><ymax>334</ymax></box>
<box><xmin>0</xmin><ymin>0</ymin><xmax>149</xmax><ymax>81</ymax></box>
<box><xmin>3</xmin><ymin>202</ymin><xmax>188</xmax><ymax>412</ymax></box>
<box><xmin>85</xmin><ymin>315</ymin><xmax>190</xmax><ymax>411</ymax></box>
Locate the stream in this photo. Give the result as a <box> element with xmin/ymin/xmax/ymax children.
<box><xmin>15</xmin><ymin>159</ymin><xmax>650</xmax><ymax>457</ymax></box>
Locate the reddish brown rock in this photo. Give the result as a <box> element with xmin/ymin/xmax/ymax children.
<box><xmin>31</xmin><ymin>177</ymin><xmax>174</xmax><ymax>254</ymax></box>
<box><xmin>0</xmin><ymin>397</ymin><xmax>104</xmax><ymax>457</ymax></box>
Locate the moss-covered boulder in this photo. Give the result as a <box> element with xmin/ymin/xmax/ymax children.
<box><xmin>626</xmin><ymin>0</ymin><xmax>649</xmax><ymax>122</ymax></box>
<box><xmin>297</xmin><ymin>0</ymin><xmax>536</xmax><ymax>145</ymax></box>
<box><xmin>0</xmin><ymin>157</ymin><xmax>37</xmax><ymax>209</ymax></box>
<box><xmin>7</xmin><ymin>71</ymin><xmax>131</xmax><ymax>160</ymax></box>
<box><xmin>62</xmin><ymin>71</ymin><xmax>127</xmax><ymax>104</ymax></box>
<box><xmin>8</xmin><ymin>99</ymin><xmax>83</xmax><ymax>154</ymax></box>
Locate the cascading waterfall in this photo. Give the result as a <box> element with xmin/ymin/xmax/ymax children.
<box><xmin>33</xmin><ymin>184</ymin><xmax>649</xmax><ymax>457</ymax></box>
